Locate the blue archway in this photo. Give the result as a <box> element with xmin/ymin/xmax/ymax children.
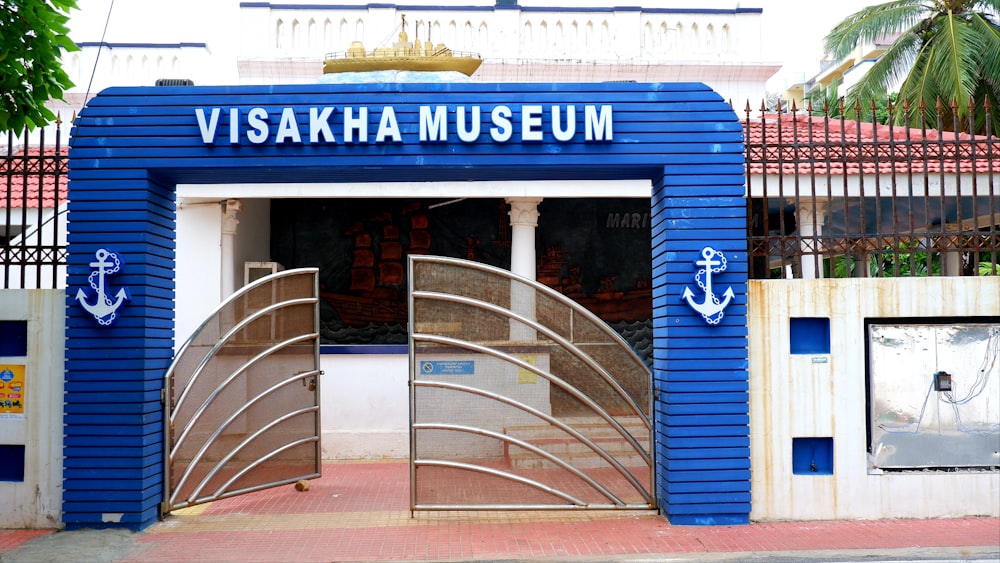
<box><xmin>66</xmin><ymin>82</ymin><xmax>748</xmax><ymax>529</ymax></box>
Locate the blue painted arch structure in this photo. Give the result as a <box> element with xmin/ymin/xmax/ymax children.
<box><xmin>66</xmin><ymin>82</ymin><xmax>749</xmax><ymax>530</ymax></box>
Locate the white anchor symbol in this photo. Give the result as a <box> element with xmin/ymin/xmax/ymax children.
<box><xmin>76</xmin><ymin>248</ymin><xmax>129</xmax><ymax>326</ymax></box>
<box><xmin>681</xmin><ymin>246</ymin><xmax>734</xmax><ymax>325</ymax></box>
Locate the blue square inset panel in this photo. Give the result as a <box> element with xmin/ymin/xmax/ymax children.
<box><xmin>0</xmin><ymin>321</ymin><xmax>28</xmax><ymax>357</ymax></box>
<box><xmin>789</xmin><ymin>317</ymin><xmax>830</xmax><ymax>355</ymax></box>
<box><xmin>0</xmin><ymin>445</ymin><xmax>25</xmax><ymax>481</ymax></box>
<box><xmin>792</xmin><ymin>437</ymin><xmax>833</xmax><ymax>475</ymax></box>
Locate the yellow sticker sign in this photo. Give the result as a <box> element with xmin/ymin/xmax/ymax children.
<box><xmin>0</xmin><ymin>364</ymin><xmax>26</xmax><ymax>418</ymax></box>
<box><xmin>517</xmin><ymin>355</ymin><xmax>537</xmax><ymax>384</ymax></box>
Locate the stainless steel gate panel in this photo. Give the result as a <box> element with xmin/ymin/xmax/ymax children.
<box><xmin>409</xmin><ymin>256</ymin><xmax>654</xmax><ymax>510</ymax></box>
<box><xmin>164</xmin><ymin>268</ymin><xmax>321</xmax><ymax>512</ymax></box>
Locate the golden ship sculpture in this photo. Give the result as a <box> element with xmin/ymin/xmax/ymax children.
<box><xmin>323</xmin><ymin>16</ymin><xmax>483</xmax><ymax>77</ymax></box>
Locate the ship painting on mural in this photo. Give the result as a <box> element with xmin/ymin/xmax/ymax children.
<box><xmin>319</xmin><ymin>202</ymin><xmax>429</xmax><ymax>328</ymax></box>
<box><xmin>317</xmin><ymin>202</ymin><xmax>652</xmax><ymax>325</ymax></box>
<box><xmin>538</xmin><ymin>246</ymin><xmax>653</xmax><ymax>323</ymax></box>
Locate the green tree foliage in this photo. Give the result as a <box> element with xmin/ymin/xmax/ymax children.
<box><xmin>824</xmin><ymin>0</ymin><xmax>1000</xmax><ymax>133</ymax></box>
<box><xmin>0</xmin><ymin>0</ymin><xmax>79</xmax><ymax>133</ymax></box>
<box><xmin>807</xmin><ymin>79</ymin><xmax>899</xmax><ymax>123</ymax></box>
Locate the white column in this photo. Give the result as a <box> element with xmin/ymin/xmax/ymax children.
<box><xmin>943</xmin><ymin>224</ymin><xmax>963</xmax><ymax>276</ymax></box>
<box><xmin>506</xmin><ymin>197</ymin><xmax>542</xmax><ymax>341</ymax></box>
<box><xmin>507</xmin><ymin>197</ymin><xmax>541</xmax><ymax>280</ymax></box>
<box><xmin>221</xmin><ymin>199</ymin><xmax>242</xmax><ymax>298</ymax></box>
<box><xmin>794</xmin><ymin>200</ymin><xmax>827</xmax><ymax>279</ymax></box>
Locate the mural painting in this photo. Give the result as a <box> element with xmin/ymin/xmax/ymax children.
<box><xmin>270</xmin><ymin>197</ymin><xmax>652</xmax><ymax>362</ymax></box>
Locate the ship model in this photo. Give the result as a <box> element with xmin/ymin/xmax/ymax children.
<box><xmin>323</xmin><ymin>15</ymin><xmax>482</xmax><ymax>76</ymax></box>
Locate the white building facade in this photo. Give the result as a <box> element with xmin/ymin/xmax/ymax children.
<box><xmin>50</xmin><ymin>0</ymin><xmax>780</xmax><ymax>460</ymax></box>
<box><xmin>60</xmin><ymin>0</ymin><xmax>778</xmax><ymax>106</ymax></box>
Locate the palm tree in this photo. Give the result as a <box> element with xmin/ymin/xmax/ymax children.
<box><xmin>824</xmin><ymin>0</ymin><xmax>1000</xmax><ymax>133</ymax></box>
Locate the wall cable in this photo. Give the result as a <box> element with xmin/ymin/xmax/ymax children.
<box><xmin>82</xmin><ymin>0</ymin><xmax>116</xmax><ymax>111</ymax></box>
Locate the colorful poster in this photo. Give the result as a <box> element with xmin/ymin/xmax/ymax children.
<box><xmin>0</xmin><ymin>364</ymin><xmax>26</xmax><ymax>419</ymax></box>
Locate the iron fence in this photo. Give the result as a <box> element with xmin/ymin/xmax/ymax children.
<box><xmin>745</xmin><ymin>99</ymin><xmax>999</xmax><ymax>279</ymax></box>
<box><xmin>1</xmin><ymin>119</ymin><xmax>68</xmax><ymax>289</ymax></box>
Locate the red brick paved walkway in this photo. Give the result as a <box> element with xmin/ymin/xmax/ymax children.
<box><xmin>2</xmin><ymin>461</ymin><xmax>998</xmax><ymax>562</ymax></box>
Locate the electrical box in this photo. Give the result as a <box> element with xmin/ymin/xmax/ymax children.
<box><xmin>933</xmin><ymin>371</ymin><xmax>952</xmax><ymax>392</ymax></box>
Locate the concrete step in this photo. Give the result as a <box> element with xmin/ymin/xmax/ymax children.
<box><xmin>503</xmin><ymin>416</ymin><xmax>651</xmax><ymax>470</ymax></box>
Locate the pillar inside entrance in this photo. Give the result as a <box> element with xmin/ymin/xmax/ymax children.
<box><xmin>506</xmin><ymin>197</ymin><xmax>542</xmax><ymax>341</ymax></box>
<box><xmin>221</xmin><ymin>199</ymin><xmax>242</xmax><ymax>298</ymax></box>
<box><xmin>794</xmin><ymin>200</ymin><xmax>828</xmax><ymax>279</ymax></box>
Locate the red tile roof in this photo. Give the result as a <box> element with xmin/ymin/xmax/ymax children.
<box><xmin>3</xmin><ymin>115</ymin><xmax>998</xmax><ymax>210</ymax></box>
<box><xmin>1</xmin><ymin>147</ymin><xmax>68</xmax><ymax>209</ymax></box>
<box><xmin>744</xmin><ymin>112</ymin><xmax>1000</xmax><ymax>176</ymax></box>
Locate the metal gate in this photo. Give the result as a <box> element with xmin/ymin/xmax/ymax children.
<box><xmin>163</xmin><ymin>268</ymin><xmax>322</xmax><ymax>512</ymax></box>
<box><xmin>409</xmin><ymin>256</ymin><xmax>654</xmax><ymax>510</ymax></box>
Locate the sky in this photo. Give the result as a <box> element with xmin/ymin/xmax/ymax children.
<box><xmin>758</xmin><ymin>0</ymin><xmax>877</xmax><ymax>92</ymax></box>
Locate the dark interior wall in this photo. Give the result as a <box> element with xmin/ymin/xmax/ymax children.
<box><xmin>271</xmin><ymin>197</ymin><xmax>652</xmax><ymax>357</ymax></box>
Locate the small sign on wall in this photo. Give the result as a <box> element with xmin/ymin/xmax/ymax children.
<box><xmin>420</xmin><ymin>360</ymin><xmax>475</xmax><ymax>375</ymax></box>
<box><xmin>0</xmin><ymin>365</ymin><xmax>25</xmax><ymax>419</ymax></box>
<box><xmin>518</xmin><ymin>355</ymin><xmax>538</xmax><ymax>384</ymax></box>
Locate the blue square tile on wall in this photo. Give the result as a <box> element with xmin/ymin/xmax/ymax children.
<box><xmin>789</xmin><ymin>317</ymin><xmax>830</xmax><ymax>355</ymax></box>
<box><xmin>0</xmin><ymin>321</ymin><xmax>28</xmax><ymax>356</ymax></box>
<box><xmin>0</xmin><ymin>445</ymin><xmax>25</xmax><ymax>481</ymax></box>
<box><xmin>792</xmin><ymin>437</ymin><xmax>833</xmax><ymax>475</ymax></box>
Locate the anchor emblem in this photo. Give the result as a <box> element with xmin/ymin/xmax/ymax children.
<box><xmin>681</xmin><ymin>246</ymin><xmax>734</xmax><ymax>325</ymax></box>
<box><xmin>75</xmin><ymin>248</ymin><xmax>129</xmax><ymax>326</ymax></box>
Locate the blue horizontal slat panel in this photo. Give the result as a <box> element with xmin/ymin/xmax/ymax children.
<box><xmin>661</xmin><ymin>381</ymin><xmax>748</xmax><ymax>393</ymax></box>
<box><xmin>64</xmin><ymin>413</ymin><xmax>162</xmax><ymax>425</ymax></box>
<box><xmin>65</xmin><ymin>81</ymin><xmax>748</xmax><ymax>530</ymax></box>
<box><xmin>65</xmin><ymin>170</ymin><xmax>173</xmax><ymax>530</ymax></box>
<box><xmin>63</xmin><ymin>401</ymin><xmax>163</xmax><ymax>416</ymax></box>
<box><xmin>668</xmin><ymin>503</ymin><xmax>751</xmax><ymax>516</ymax></box>
<box><xmin>65</xmin><ymin>370</ymin><xmax>170</xmax><ymax>392</ymax></box>
<box><xmin>65</xmin><ymin>357</ymin><xmax>172</xmax><ymax>371</ymax></box>
<box><xmin>668</xmin><ymin>492</ymin><xmax>752</xmax><ymax>505</ymax></box>
<box><xmin>64</xmin><ymin>453</ymin><xmax>161</xmax><ymax>469</ymax></box>
<box><xmin>665</xmin><ymin>447</ymin><xmax>750</xmax><ymax>460</ymax></box>
<box><xmin>63</xmin><ymin>444</ymin><xmax>162</xmax><ymax>459</ymax></box>
<box><xmin>646</xmin><ymin>87</ymin><xmax>748</xmax><ymax>525</ymax></box>
<box><xmin>64</xmin><ymin>434</ymin><xmax>162</xmax><ymax>448</ymax></box>
<box><xmin>63</xmin><ymin>476</ymin><xmax>162</xmax><ymax>498</ymax></box>
<box><xmin>661</xmin><ymin>436</ymin><xmax>750</xmax><ymax>449</ymax></box>
<box><xmin>661</xmin><ymin>457</ymin><xmax>750</xmax><ymax>471</ymax></box>
<box><xmin>664</xmin><ymin>480</ymin><xmax>751</xmax><ymax>494</ymax></box>
<box><xmin>668</xmin><ymin>469</ymin><xmax>751</xmax><ymax>483</ymax></box>
<box><xmin>67</xmin><ymin>422</ymin><xmax>163</xmax><ymax>436</ymax></box>
<box><xmin>663</xmin><ymin>401</ymin><xmax>748</xmax><ymax>415</ymax></box>
<box><xmin>655</xmin><ymin>347</ymin><xmax>747</xmax><ymax>360</ymax></box>
<box><xmin>64</xmin><ymin>464</ymin><xmax>161</xmax><ymax>480</ymax></box>
<box><xmin>62</xmin><ymin>505</ymin><xmax>159</xmax><ymax>529</ymax></box>
<box><xmin>656</xmin><ymin>424</ymin><xmax>749</xmax><ymax>438</ymax></box>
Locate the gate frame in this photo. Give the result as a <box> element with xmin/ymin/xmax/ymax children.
<box><xmin>65</xmin><ymin>82</ymin><xmax>749</xmax><ymax>530</ymax></box>
<box><xmin>162</xmin><ymin>267</ymin><xmax>322</xmax><ymax>513</ymax></box>
<box><xmin>409</xmin><ymin>255</ymin><xmax>656</xmax><ymax>510</ymax></box>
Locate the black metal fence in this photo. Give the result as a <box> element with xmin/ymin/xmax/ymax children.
<box><xmin>1</xmin><ymin>119</ymin><xmax>68</xmax><ymax>289</ymax></box>
<box><xmin>745</xmin><ymin>99</ymin><xmax>999</xmax><ymax>278</ymax></box>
